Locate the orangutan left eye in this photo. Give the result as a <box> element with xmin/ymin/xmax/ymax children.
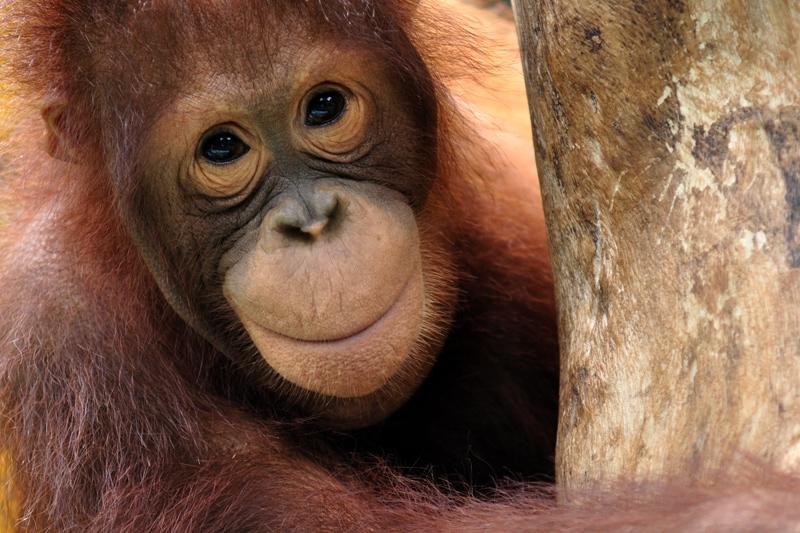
<box><xmin>200</xmin><ymin>131</ymin><xmax>252</xmax><ymax>164</ymax></box>
<box><xmin>191</xmin><ymin>124</ymin><xmax>267</xmax><ymax>198</ymax></box>
<box><xmin>305</xmin><ymin>89</ymin><xmax>348</xmax><ymax>127</ymax></box>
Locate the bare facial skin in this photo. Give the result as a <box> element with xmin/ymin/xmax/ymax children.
<box><xmin>223</xmin><ymin>180</ymin><xmax>426</xmax><ymax>399</ymax></box>
<box><xmin>131</xmin><ymin>39</ymin><xmax>452</xmax><ymax>427</ymax></box>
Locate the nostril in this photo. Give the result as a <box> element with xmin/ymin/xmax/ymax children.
<box><xmin>300</xmin><ymin>219</ymin><xmax>328</xmax><ymax>238</ymax></box>
<box><xmin>267</xmin><ymin>197</ymin><xmax>311</xmax><ymax>241</ymax></box>
<box><xmin>299</xmin><ymin>191</ymin><xmax>343</xmax><ymax>239</ymax></box>
<box><xmin>277</xmin><ymin>222</ymin><xmax>312</xmax><ymax>241</ymax></box>
<box><xmin>267</xmin><ymin>189</ymin><xmax>345</xmax><ymax>242</ymax></box>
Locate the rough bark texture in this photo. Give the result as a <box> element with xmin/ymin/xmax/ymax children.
<box><xmin>513</xmin><ymin>0</ymin><xmax>800</xmax><ymax>490</ymax></box>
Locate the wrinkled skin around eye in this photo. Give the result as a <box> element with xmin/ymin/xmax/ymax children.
<box><xmin>191</xmin><ymin>125</ymin><xmax>269</xmax><ymax>198</ymax></box>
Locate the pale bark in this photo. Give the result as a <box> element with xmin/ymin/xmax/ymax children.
<box><xmin>513</xmin><ymin>0</ymin><xmax>800</xmax><ymax>490</ymax></box>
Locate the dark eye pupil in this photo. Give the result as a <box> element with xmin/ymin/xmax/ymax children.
<box><xmin>305</xmin><ymin>90</ymin><xmax>346</xmax><ymax>127</ymax></box>
<box><xmin>200</xmin><ymin>132</ymin><xmax>250</xmax><ymax>164</ymax></box>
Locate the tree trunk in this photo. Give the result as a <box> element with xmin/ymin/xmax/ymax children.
<box><xmin>513</xmin><ymin>0</ymin><xmax>800</xmax><ymax>491</ymax></box>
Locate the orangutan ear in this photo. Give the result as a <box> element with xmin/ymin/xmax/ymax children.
<box><xmin>42</xmin><ymin>99</ymin><xmax>76</xmax><ymax>162</ymax></box>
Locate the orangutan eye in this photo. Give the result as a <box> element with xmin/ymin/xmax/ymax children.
<box><xmin>292</xmin><ymin>84</ymin><xmax>369</xmax><ymax>162</ymax></box>
<box><xmin>305</xmin><ymin>89</ymin><xmax>347</xmax><ymax>127</ymax></box>
<box><xmin>192</xmin><ymin>125</ymin><xmax>268</xmax><ymax>198</ymax></box>
<box><xmin>200</xmin><ymin>131</ymin><xmax>251</xmax><ymax>164</ymax></box>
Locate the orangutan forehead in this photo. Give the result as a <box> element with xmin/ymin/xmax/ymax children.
<box><xmin>120</xmin><ymin>0</ymin><xmax>398</xmax><ymax>45</ymax></box>
<box><xmin>8</xmin><ymin>0</ymin><xmax>420</xmax><ymax>124</ymax></box>
<box><xmin>14</xmin><ymin>0</ymin><xmax>431</xmax><ymax>165</ymax></box>
<box><xmin>91</xmin><ymin>1</ymin><xmax>408</xmax><ymax>97</ymax></box>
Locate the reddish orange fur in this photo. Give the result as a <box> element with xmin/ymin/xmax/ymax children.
<box><xmin>1</xmin><ymin>1</ymin><xmax>795</xmax><ymax>531</ymax></box>
<box><xmin>0</xmin><ymin>1</ymin><xmax>560</xmax><ymax>529</ymax></box>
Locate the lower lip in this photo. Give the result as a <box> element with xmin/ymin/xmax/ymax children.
<box><xmin>236</xmin><ymin>270</ymin><xmax>424</xmax><ymax>398</ymax></box>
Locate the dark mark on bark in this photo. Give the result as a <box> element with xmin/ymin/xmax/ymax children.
<box><xmin>570</xmin><ymin>384</ymin><xmax>581</xmax><ymax>408</ymax></box>
<box><xmin>691</xmin><ymin>107</ymin><xmax>758</xmax><ymax>176</ymax></box>
<box><xmin>692</xmin><ymin>124</ymin><xmax>728</xmax><ymax>172</ymax></box>
<box><xmin>590</xmin><ymin>212</ymin><xmax>610</xmax><ymax>314</ymax></box>
<box><xmin>643</xmin><ymin>110</ymin><xmax>676</xmax><ymax>145</ymax></box>
<box><xmin>764</xmin><ymin>108</ymin><xmax>800</xmax><ymax>268</ymax></box>
<box><xmin>584</xmin><ymin>27</ymin><xmax>603</xmax><ymax>53</ymax></box>
<box><xmin>590</xmin><ymin>91</ymin><xmax>599</xmax><ymax>113</ymax></box>
<box><xmin>551</xmin><ymin>151</ymin><xmax>566</xmax><ymax>191</ymax></box>
<box><xmin>639</xmin><ymin>82</ymin><xmax>684</xmax><ymax>157</ymax></box>
<box><xmin>691</xmin><ymin>106</ymin><xmax>800</xmax><ymax>267</ymax></box>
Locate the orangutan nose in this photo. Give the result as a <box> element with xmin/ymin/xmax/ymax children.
<box><xmin>269</xmin><ymin>189</ymin><xmax>342</xmax><ymax>241</ymax></box>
